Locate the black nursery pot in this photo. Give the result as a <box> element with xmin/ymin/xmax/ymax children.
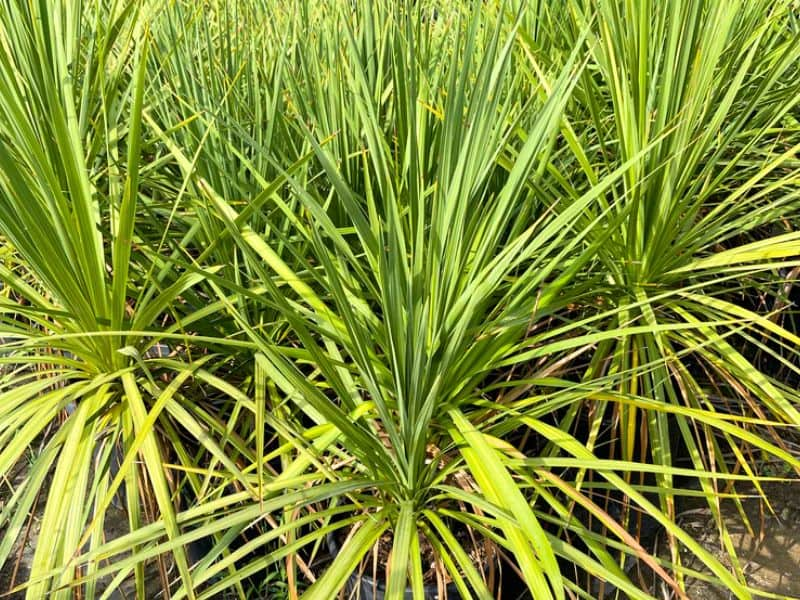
<box><xmin>326</xmin><ymin>534</ymin><xmax>461</xmax><ymax>600</ymax></box>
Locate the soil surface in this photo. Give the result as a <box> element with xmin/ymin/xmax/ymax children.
<box><xmin>652</xmin><ymin>479</ymin><xmax>800</xmax><ymax>599</ymax></box>
<box><xmin>0</xmin><ymin>460</ymin><xmax>165</xmax><ymax>600</ymax></box>
<box><xmin>4</xmin><ymin>476</ymin><xmax>799</xmax><ymax>598</ymax></box>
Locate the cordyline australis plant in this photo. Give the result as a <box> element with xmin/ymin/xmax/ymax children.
<box><xmin>0</xmin><ymin>1</ymin><xmax>247</xmax><ymax>599</ymax></box>
<box><xmin>0</xmin><ymin>0</ymin><xmax>799</xmax><ymax>599</ymax></box>
<box><xmin>528</xmin><ymin>0</ymin><xmax>800</xmax><ymax>591</ymax></box>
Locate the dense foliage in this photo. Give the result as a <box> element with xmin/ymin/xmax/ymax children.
<box><xmin>0</xmin><ymin>1</ymin><xmax>799</xmax><ymax>598</ymax></box>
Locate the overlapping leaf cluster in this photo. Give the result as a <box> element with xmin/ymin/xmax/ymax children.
<box><xmin>0</xmin><ymin>1</ymin><xmax>799</xmax><ymax>598</ymax></box>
